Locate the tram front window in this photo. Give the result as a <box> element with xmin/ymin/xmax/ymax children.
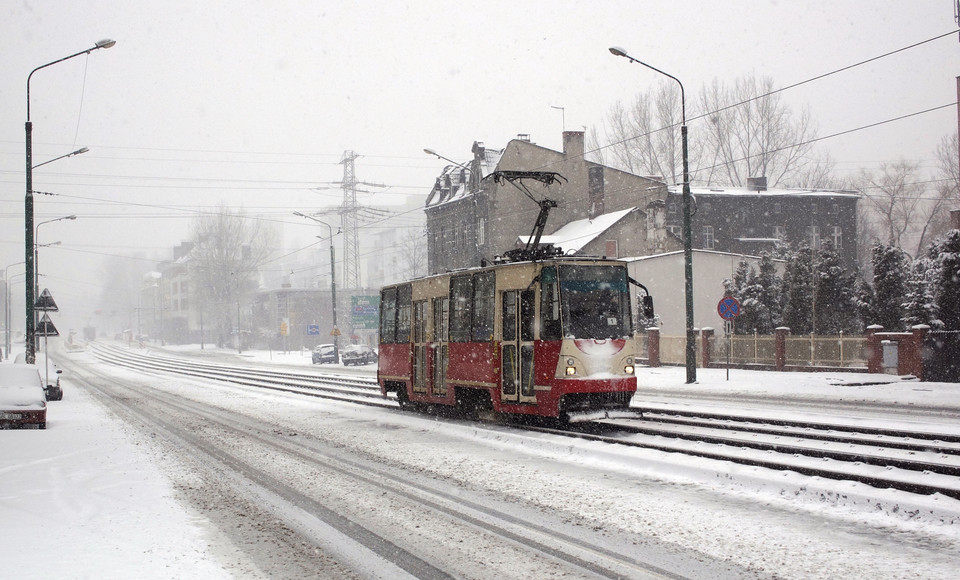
<box><xmin>559</xmin><ymin>265</ymin><xmax>632</xmax><ymax>339</ymax></box>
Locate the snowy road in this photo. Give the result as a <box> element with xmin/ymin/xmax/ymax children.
<box><xmin>4</xmin><ymin>346</ymin><xmax>960</xmax><ymax>579</ymax></box>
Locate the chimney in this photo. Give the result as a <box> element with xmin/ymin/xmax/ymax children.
<box><xmin>747</xmin><ymin>176</ymin><xmax>767</xmax><ymax>191</ymax></box>
<box><xmin>562</xmin><ymin>130</ymin><xmax>585</xmax><ymax>160</ymax></box>
<box><xmin>951</xmin><ymin>208</ymin><xmax>960</xmax><ymax>229</ymax></box>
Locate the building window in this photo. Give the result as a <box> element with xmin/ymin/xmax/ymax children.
<box><xmin>774</xmin><ymin>225</ymin><xmax>786</xmax><ymax>240</ymax></box>
<box><xmin>806</xmin><ymin>226</ymin><xmax>821</xmax><ymax>250</ymax></box>
<box><xmin>477</xmin><ymin>217</ymin><xmax>485</xmax><ymax>246</ymax></box>
<box><xmin>702</xmin><ymin>226</ymin><xmax>715</xmax><ymax>250</ymax></box>
<box><xmin>774</xmin><ymin>202</ymin><xmax>782</xmax><ymax>215</ymax></box>
<box><xmin>833</xmin><ymin>226</ymin><xmax>842</xmax><ymax>249</ymax></box>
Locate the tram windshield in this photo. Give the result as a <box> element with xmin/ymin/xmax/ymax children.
<box><xmin>557</xmin><ymin>264</ymin><xmax>632</xmax><ymax>339</ymax></box>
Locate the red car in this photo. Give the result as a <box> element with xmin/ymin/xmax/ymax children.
<box><xmin>0</xmin><ymin>364</ymin><xmax>49</xmax><ymax>430</ymax></box>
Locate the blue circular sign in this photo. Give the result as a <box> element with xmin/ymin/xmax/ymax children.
<box><xmin>717</xmin><ymin>296</ymin><xmax>741</xmax><ymax>320</ymax></box>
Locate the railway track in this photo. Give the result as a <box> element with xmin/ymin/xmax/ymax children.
<box><xmin>86</xmin><ymin>342</ymin><xmax>960</xmax><ymax>500</ymax></box>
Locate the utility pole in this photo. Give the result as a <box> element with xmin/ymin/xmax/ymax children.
<box><xmin>340</xmin><ymin>150</ymin><xmax>361</xmax><ymax>291</ymax></box>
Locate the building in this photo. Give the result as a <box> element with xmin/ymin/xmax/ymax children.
<box><xmin>626</xmin><ymin>250</ymin><xmax>785</xmax><ymax>338</ymax></box>
<box><xmin>425</xmin><ymin>131</ymin><xmax>677</xmax><ymax>273</ymax></box>
<box><xmin>666</xmin><ymin>177</ymin><xmax>860</xmax><ymax>267</ymax></box>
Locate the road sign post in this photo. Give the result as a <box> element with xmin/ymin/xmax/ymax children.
<box><xmin>717</xmin><ymin>297</ymin><xmax>742</xmax><ymax>380</ymax></box>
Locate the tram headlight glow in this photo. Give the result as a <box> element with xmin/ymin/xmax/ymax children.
<box><xmin>624</xmin><ymin>364</ymin><xmax>635</xmax><ymax>375</ymax></box>
<box><xmin>565</xmin><ymin>365</ymin><xmax>577</xmax><ymax>376</ymax></box>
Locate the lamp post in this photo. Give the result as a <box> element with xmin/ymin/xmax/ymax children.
<box><xmin>294</xmin><ymin>212</ymin><xmax>340</xmax><ymax>363</ymax></box>
<box><xmin>3</xmin><ymin>262</ymin><xmax>25</xmax><ymax>360</ymax></box>
<box><xmin>609</xmin><ymin>46</ymin><xmax>697</xmax><ymax>384</ymax></box>
<box><xmin>25</xmin><ymin>39</ymin><xmax>115</xmax><ymax>364</ymax></box>
<box><xmin>34</xmin><ymin>215</ymin><xmax>76</xmax><ymax>298</ymax></box>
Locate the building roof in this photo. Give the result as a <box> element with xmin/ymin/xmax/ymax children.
<box><xmin>517</xmin><ymin>207</ymin><xmax>636</xmax><ymax>254</ymax></box>
<box><xmin>668</xmin><ymin>185</ymin><xmax>860</xmax><ymax>198</ymax></box>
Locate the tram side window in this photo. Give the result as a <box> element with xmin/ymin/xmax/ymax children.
<box><xmin>450</xmin><ymin>275</ymin><xmax>473</xmax><ymax>342</ymax></box>
<box><xmin>472</xmin><ymin>271</ymin><xmax>495</xmax><ymax>342</ymax></box>
<box><xmin>380</xmin><ymin>287</ymin><xmax>397</xmax><ymax>343</ymax></box>
<box><xmin>539</xmin><ymin>267</ymin><xmax>562</xmax><ymax>341</ymax></box>
<box><xmin>396</xmin><ymin>284</ymin><xmax>412</xmax><ymax>343</ymax></box>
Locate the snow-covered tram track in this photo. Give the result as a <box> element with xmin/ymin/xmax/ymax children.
<box><xmin>67</xmin><ymin>354</ymin><xmax>696</xmax><ymax>580</ymax></box>
<box><xmin>86</xmin><ymin>343</ymin><xmax>960</xmax><ymax>499</ymax></box>
<box><xmin>89</xmin><ymin>342</ymin><xmax>389</xmax><ymax>408</ymax></box>
<box><xmin>530</xmin><ymin>421</ymin><xmax>960</xmax><ymax>500</ymax></box>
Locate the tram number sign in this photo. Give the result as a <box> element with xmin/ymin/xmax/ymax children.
<box><xmin>717</xmin><ymin>296</ymin><xmax>741</xmax><ymax>321</ymax></box>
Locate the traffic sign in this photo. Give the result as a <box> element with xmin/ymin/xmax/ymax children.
<box><xmin>36</xmin><ymin>312</ymin><xmax>60</xmax><ymax>337</ymax></box>
<box><xmin>307</xmin><ymin>324</ymin><xmax>320</xmax><ymax>336</ymax></box>
<box><xmin>717</xmin><ymin>296</ymin><xmax>741</xmax><ymax>320</ymax></box>
<box><xmin>34</xmin><ymin>288</ymin><xmax>59</xmax><ymax>312</ymax></box>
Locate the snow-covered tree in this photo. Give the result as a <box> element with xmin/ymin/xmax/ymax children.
<box><xmin>931</xmin><ymin>230</ymin><xmax>960</xmax><ymax>330</ymax></box>
<box><xmin>813</xmin><ymin>242</ymin><xmax>859</xmax><ymax>333</ymax></box>
<box><xmin>901</xmin><ymin>255</ymin><xmax>940</xmax><ymax>329</ymax></box>
<box><xmin>870</xmin><ymin>242</ymin><xmax>910</xmax><ymax>330</ymax></box>
<box><xmin>781</xmin><ymin>244</ymin><xmax>815</xmax><ymax>334</ymax></box>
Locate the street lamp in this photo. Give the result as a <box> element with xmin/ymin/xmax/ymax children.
<box><xmin>294</xmin><ymin>212</ymin><xmax>340</xmax><ymax>363</ymax></box>
<box><xmin>34</xmin><ymin>215</ymin><xmax>76</xmax><ymax>298</ymax></box>
<box><xmin>3</xmin><ymin>262</ymin><xmax>25</xmax><ymax>360</ymax></box>
<box><xmin>609</xmin><ymin>46</ymin><xmax>697</xmax><ymax>384</ymax></box>
<box><xmin>25</xmin><ymin>38</ymin><xmax>115</xmax><ymax>363</ymax></box>
<box><xmin>32</xmin><ymin>147</ymin><xmax>89</xmax><ymax>170</ymax></box>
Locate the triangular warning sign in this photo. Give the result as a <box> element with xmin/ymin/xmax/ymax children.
<box><xmin>34</xmin><ymin>288</ymin><xmax>59</xmax><ymax>312</ymax></box>
<box><xmin>36</xmin><ymin>312</ymin><xmax>60</xmax><ymax>337</ymax></box>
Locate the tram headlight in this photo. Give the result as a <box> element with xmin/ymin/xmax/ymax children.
<box><xmin>565</xmin><ymin>365</ymin><xmax>577</xmax><ymax>376</ymax></box>
<box><xmin>624</xmin><ymin>364</ymin><xmax>635</xmax><ymax>375</ymax></box>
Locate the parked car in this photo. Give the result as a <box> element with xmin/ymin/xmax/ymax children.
<box><xmin>311</xmin><ymin>343</ymin><xmax>338</xmax><ymax>364</ymax></box>
<box><xmin>0</xmin><ymin>364</ymin><xmax>49</xmax><ymax>429</ymax></box>
<box><xmin>340</xmin><ymin>344</ymin><xmax>377</xmax><ymax>366</ymax></box>
<box><xmin>14</xmin><ymin>353</ymin><xmax>63</xmax><ymax>400</ymax></box>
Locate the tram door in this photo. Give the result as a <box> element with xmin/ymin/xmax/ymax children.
<box><xmin>501</xmin><ymin>290</ymin><xmax>536</xmax><ymax>403</ymax></box>
<box><xmin>412</xmin><ymin>300</ymin><xmax>428</xmax><ymax>395</ymax></box>
<box><xmin>432</xmin><ymin>297</ymin><xmax>448</xmax><ymax>397</ymax></box>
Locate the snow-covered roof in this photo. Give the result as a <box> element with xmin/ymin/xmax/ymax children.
<box><xmin>517</xmin><ymin>207</ymin><xmax>636</xmax><ymax>254</ymax></box>
<box><xmin>425</xmin><ymin>146</ymin><xmax>505</xmax><ymax>208</ymax></box>
<box><xmin>668</xmin><ymin>185</ymin><xmax>860</xmax><ymax>198</ymax></box>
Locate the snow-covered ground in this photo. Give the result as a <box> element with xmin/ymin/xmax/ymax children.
<box><xmin>2</xmin><ymin>342</ymin><xmax>960</xmax><ymax>578</ymax></box>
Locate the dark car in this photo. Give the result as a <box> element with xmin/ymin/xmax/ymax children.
<box><xmin>0</xmin><ymin>364</ymin><xmax>49</xmax><ymax>429</ymax></box>
<box><xmin>340</xmin><ymin>344</ymin><xmax>377</xmax><ymax>366</ymax></box>
<box><xmin>311</xmin><ymin>343</ymin><xmax>338</xmax><ymax>364</ymax></box>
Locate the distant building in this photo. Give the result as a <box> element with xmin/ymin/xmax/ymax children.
<box><xmin>425</xmin><ymin>131</ymin><xmax>678</xmax><ymax>274</ymax></box>
<box><xmin>666</xmin><ymin>177</ymin><xmax>860</xmax><ymax>267</ymax></box>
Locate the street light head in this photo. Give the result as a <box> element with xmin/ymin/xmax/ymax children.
<box><xmin>75</xmin><ymin>147</ymin><xmax>89</xmax><ymax>155</ymax></box>
<box><xmin>95</xmin><ymin>39</ymin><xmax>117</xmax><ymax>49</ymax></box>
<box><xmin>423</xmin><ymin>148</ymin><xmax>438</xmax><ymax>156</ymax></box>
<box><xmin>66</xmin><ymin>215</ymin><xmax>77</xmax><ymax>221</ymax></box>
<box><xmin>609</xmin><ymin>46</ymin><xmax>629</xmax><ymax>58</ymax></box>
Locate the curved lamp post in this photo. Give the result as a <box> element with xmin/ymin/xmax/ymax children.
<box><xmin>294</xmin><ymin>212</ymin><xmax>340</xmax><ymax>363</ymax></box>
<box><xmin>3</xmin><ymin>262</ymin><xmax>25</xmax><ymax>360</ymax></box>
<box><xmin>609</xmin><ymin>46</ymin><xmax>696</xmax><ymax>384</ymax></box>
<box><xmin>34</xmin><ymin>215</ymin><xmax>76</xmax><ymax>298</ymax></box>
<box><xmin>25</xmin><ymin>39</ymin><xmax>115</xmax><ymax>363</ymax></box>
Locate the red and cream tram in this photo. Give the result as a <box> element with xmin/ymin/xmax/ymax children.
<box><xmin>378</xmin><ymin>257</ymin><xmax>652</xmax><ymax>421</ymax></box>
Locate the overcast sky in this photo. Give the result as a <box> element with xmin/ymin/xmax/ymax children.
<box><xmin>1</xmin><ymin>0</ymin><xmax>957</xmax><ymax>331</ymax></box>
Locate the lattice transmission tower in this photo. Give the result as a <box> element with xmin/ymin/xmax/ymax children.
<box><xmin>336</xmin><ymin>150</ymin><xmax>389</xmax><ymax>290</ymax></box>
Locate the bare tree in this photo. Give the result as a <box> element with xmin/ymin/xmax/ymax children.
<box><xmin>698</xmin><ymin>76</ymin><xmax>831</xmax><ymax>187</ymax></box>
<box><xmin>857</xmin><ymin>155</ymin><xmax>954</xmax><ymax>257</ymax></box>
<box><xmin>396</xmin><ymin>228</ymin><xmax>427</xmax><ymax>282</ymax></box>
<box><xmin>588</xmin><ymin>81</ymin><xmax>704</xmax><ymax>185</ymax></box>
<box><xmin>189</xmin><ymin>205</ymin><xmax>277</xmax><ymax>348</ymax></box>
<box><xmin>589</xmin><ymin>73</ymin><xmax>832</xmax><ymax>189</ymax></box>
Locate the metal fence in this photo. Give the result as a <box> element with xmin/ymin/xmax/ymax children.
<box><xmin>653</xmin><ymin>331</ymin><xmax>868</xmax><ymax>369</ymax></box>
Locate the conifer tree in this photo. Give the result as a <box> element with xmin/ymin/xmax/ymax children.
<box><xmin>932</xmin><ymin>230</ymin><xmax>960</xmax><ymax>330</ymax></box>
<box><xmin>870</xmin><ymin>242</ymin><xmax>909</xmax><ymax>330</ymax></box>
<box><xmin>781</xmin><ymin>244</ymin><xmax>815</xmax><ymax>334</ymax></box>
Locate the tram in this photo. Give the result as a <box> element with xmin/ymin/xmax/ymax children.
<box><xmin>377</xmin><ymin>257</ymin><xmax>654</xmax><ymax>421</ymax></box>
